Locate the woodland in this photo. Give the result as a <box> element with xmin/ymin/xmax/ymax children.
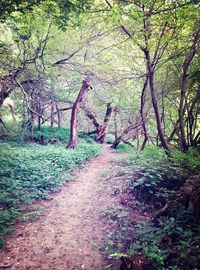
<box><xmin>0</xmin><ymin>0</ymin><xmax>200</xmax><ymax>269</ymax></box>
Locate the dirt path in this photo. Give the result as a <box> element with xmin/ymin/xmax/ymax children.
<box><xmin>0</xmin><ymin>145</ymin><xmax>125</xmax><ymax>270</ymax></box>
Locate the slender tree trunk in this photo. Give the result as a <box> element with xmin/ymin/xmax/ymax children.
<box><xmin>188</xmin><ymin>84</ymin><xmax>200</xmax><ymax>145</ymax></box>
<box><xmin>67</xmin><ymin>77</ymin><xmax>92</xmax><ymax>148</ymax></box>
<box><xmin>140</xmin><ymin>76</ymin><xmax>148</xmax><ymax>151</ymax></box>
<box><xmin>56</xmin><ymin>102</ymin><xmax>61</xmax><ymax>129</ymax></box>
<box><xmin>144</xmin><ymin>50</ymin><xmax>169</xmax><ymax>153</ymax></box>
<box><xmin>50</xmin><ymin>101</ymin><xmax>54</xmax><ymax>128</ymax></box>
<box><xmin>38</xmin><ymin>114</ymin><xmax>41</xmax><ymax>131</ymax></box>
<box><xmin>179</xmin><ymin>73</ymin><xmax>188</xmax><ymax>150</ymax></box>
<box><xmin>178</xmin><ymin>25</ymin><xmax>200</xmax><ymax>150</ymax></box>
<box><xmin>114</xmin><ymin>110</ymin><xmax>118</xmax><ymax>141</ymax></box>
<box><xmin>37</xmin><ymin>102</ymin><xmax>41</xmax><ymax>131</ymax></box>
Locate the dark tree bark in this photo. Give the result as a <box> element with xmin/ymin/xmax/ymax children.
<box><xmin>67</xmin><ymin>77</ymin><xmax>92</xmax><ymax>148</ymax></box>
<box><xmin>38</xmin><ymin>114</ymin><xmax>41</xmax><ymax>131</ymax></box>
<box><xmin>37</xmin><ymin>101</ymin><xmax>41</xmax><ymax>131</ymax></box>
<box><xmin>0</xmin><ymin>69</ymin><xmax>22</xmax><ymax>108</ymax></box>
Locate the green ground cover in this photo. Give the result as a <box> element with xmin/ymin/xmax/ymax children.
<box><xmin>0</xmin><ymin>127</ymin><xmax>101</xmax><ymax>247</ymax></box>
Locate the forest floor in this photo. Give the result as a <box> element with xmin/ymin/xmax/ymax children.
<box><xmin>0</xmin><ymin>145</ymin><xmax>131</xmax><ymax>270</ymax></box>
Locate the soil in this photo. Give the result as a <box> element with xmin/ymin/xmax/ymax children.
<box><xmin>0</xmin><ymin>145</ymin><xmax>128</xmax><ymax>270</ymax></box>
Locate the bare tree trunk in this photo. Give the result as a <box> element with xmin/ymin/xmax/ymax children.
<box><xmin>50</xmin><ymin>101</ymin><xmax>55</xmax><ymax>128</ymax></box>
<box><xmin>178</xmin><ymin>26</ymin><xmax>200</xmax><ymax>150</ymax></box>
<box><xmin>144</xmin><ymin>49</ymin><xmax>169</xmax><ymax>153</ymax></box>
<box><xmin>67</xmin><ymin>77</ymin><xmax>92</xmax><ymax>148</ymax></box>
<box><xmin>37</xmin><ymin>101</ymin><xmax>41</xmax><ymax>131</ymax></box>
<box><xmin>96</xmin><ymin>103</ymin><xmax>113</xmax><ymax>143</ymax></box>
<box><xmin>187</xmin><ymin>84</ymin><xmax>200</xmax><ymax>146</ymax></box>
<box><xmin>140</xmin><ymin>76</ymin><xmax>148</xmax><ymax>151</ymax></box>
<box><xmin>38</xmin><ymin>114</ymin><xmax>41</xmax><ymax>131</ymax></box>
<box><xmin>55</xmin><ymin>102</ymin><xmax>61</xmax><ymax>129</ymax></box>
<box><xmin>114</xmin><ymin>110</ymin><xmax>118</xmax><ymax>141</ymax></box>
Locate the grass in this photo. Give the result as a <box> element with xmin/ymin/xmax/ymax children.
<box><xmin>0</xmin><ymin>127</ymin><xmax>101</xmax><ymax>247</ymax></box>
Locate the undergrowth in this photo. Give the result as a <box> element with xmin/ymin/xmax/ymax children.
<box><xmin>0</xmin><ymin>130</ymin><xmax>101</xmax><ymax>247</ymax></box>
<box><xmin>116</xmin><ymin>143</ymin><xmax>134</xmax><ymax>153</ymax></box>
<box><xmin>33</xmin><ymin>126</ymin><xmax>94</xmax><ymax>144</ymax></box>
<box><xmin>102</xmin><ymin>144</ymin><xmax>200</xmax><ymax>270</ymax></box>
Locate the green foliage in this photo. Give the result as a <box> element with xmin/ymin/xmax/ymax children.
<box><xmin>101</xmin><ymin>144</ymin><xmax>200</xmax><ymax>269</ymax></box>
<box><xmin>116</xmin><ymin>143</ymin><xmax>134</xmax><ymax>153</ymax></box>
<box><xmin>132</xmin><ymin>144</ymin><xmax>167</xmax><ymax>166</ymax></box>
<box><xmin>0</xmin><ymin>0</ymin><xmax>92</xmax><ymax>24</ymax></box>
<box><xmin>130</xmin><ymin>214</ymin><xmax>200</xmax><ymax>270</ymax></box>
<box><xmin>100</xmin><ymin>206</ymin><xmax>135</xmax><ymax>256</ymax></box>
<box><xmin>4</xmin><ymin>125</ymin><xmax>95</xmax><ymax>144</ymax></box>
<box><xmin>171</xmin><ymin>147</ymin><xmax>200</xmax><ymax>172</ymax></box>
<box><xmin>130</xmin><ymin>166</ymin><xmax>186</xmax><ymax>209</ymax></box>
<box><xmin>0</xmin><ymin>137</ymin><xmax>101</xmax><ymax>246</ymax></box>
<box><xmin>127</xmin><ymin>145</ymin><xmax>200</xmax><ymax>269</ymax></box>
<box><xmin>105</xmin><ymin>134</ymin><xmax>115</xmax><ymax>144</ymax></box>
<box><xmin>33</xmin><ymin>126</ymin><xmax>71</xmax><ymax>142</ymax></box>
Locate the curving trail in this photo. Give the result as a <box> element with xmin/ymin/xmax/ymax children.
<box><xmin>0</xmin><ymin>145</ymin><xmax>123</xmax><ymax>270</ymax></box>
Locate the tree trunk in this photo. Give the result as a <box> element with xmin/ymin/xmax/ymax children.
<box><xmin>114</xmin><ymin>110</ymin><xmax>118</xmax><ymax>141</ymax></box>
<box><xmin>38</xmin><ymin>114</ymin><xmax>41</xmax><ymax>131</ymax></box>
<box><xmin>96</xmin><ymin>103</ymin><xmax>113</xmax><ymax>143</ymax></box>
<box><xmin>140</xmin><ymin>76</ymin><xmax>148</xmax><ymax>151</ymax></box>
<box><xmin>50</xmin><ymin>101</ymin><xmax>55</xmax><ymax>128</ymax></box>
<box><xmin>67</xmin><ymin>77</ymin><xmax>92</xmax><ymax>148</ymax></box>
<box><xmin>178</xmin><ymin>24</ymin><xmax>200</xmax><ymax>150</ymax></box>
<box><xmin>56</xmin><ymin>102</ymin><xmax>61</xmax><ymax>129</ymax></box>
<box><xmin>144</xmin><ymin>49</ymin><xmax>169</xmax><ymax>153</ymax></box>
<box><xmin>37</xmin><ymin>102</ymin><xmax>41</xmax><ymax>131</ymax></box>
<box><xmin>81</xmin><ymin>102</ymin><xmax>113</xmax><ymax>144</ymax></box>
<box><xmin>188</xmin><ymin>84</ymin><xmax>200</xmax><ymax>146</ymax></box>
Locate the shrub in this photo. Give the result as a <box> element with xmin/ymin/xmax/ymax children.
<box><xmin>116</xmin><ymin>143</ymin><xmax>134</xmax><ymax>153</ymax></box>
<box><xmin>105</xmin><ymin>134</ymin><xmax>116</xmax><ymax>144</ymax></box>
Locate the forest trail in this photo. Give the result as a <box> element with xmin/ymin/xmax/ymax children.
<box><xmin>0</xmin><ymin>145</ymin><xmax>125</xmax><ymax>270</ymax></box>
